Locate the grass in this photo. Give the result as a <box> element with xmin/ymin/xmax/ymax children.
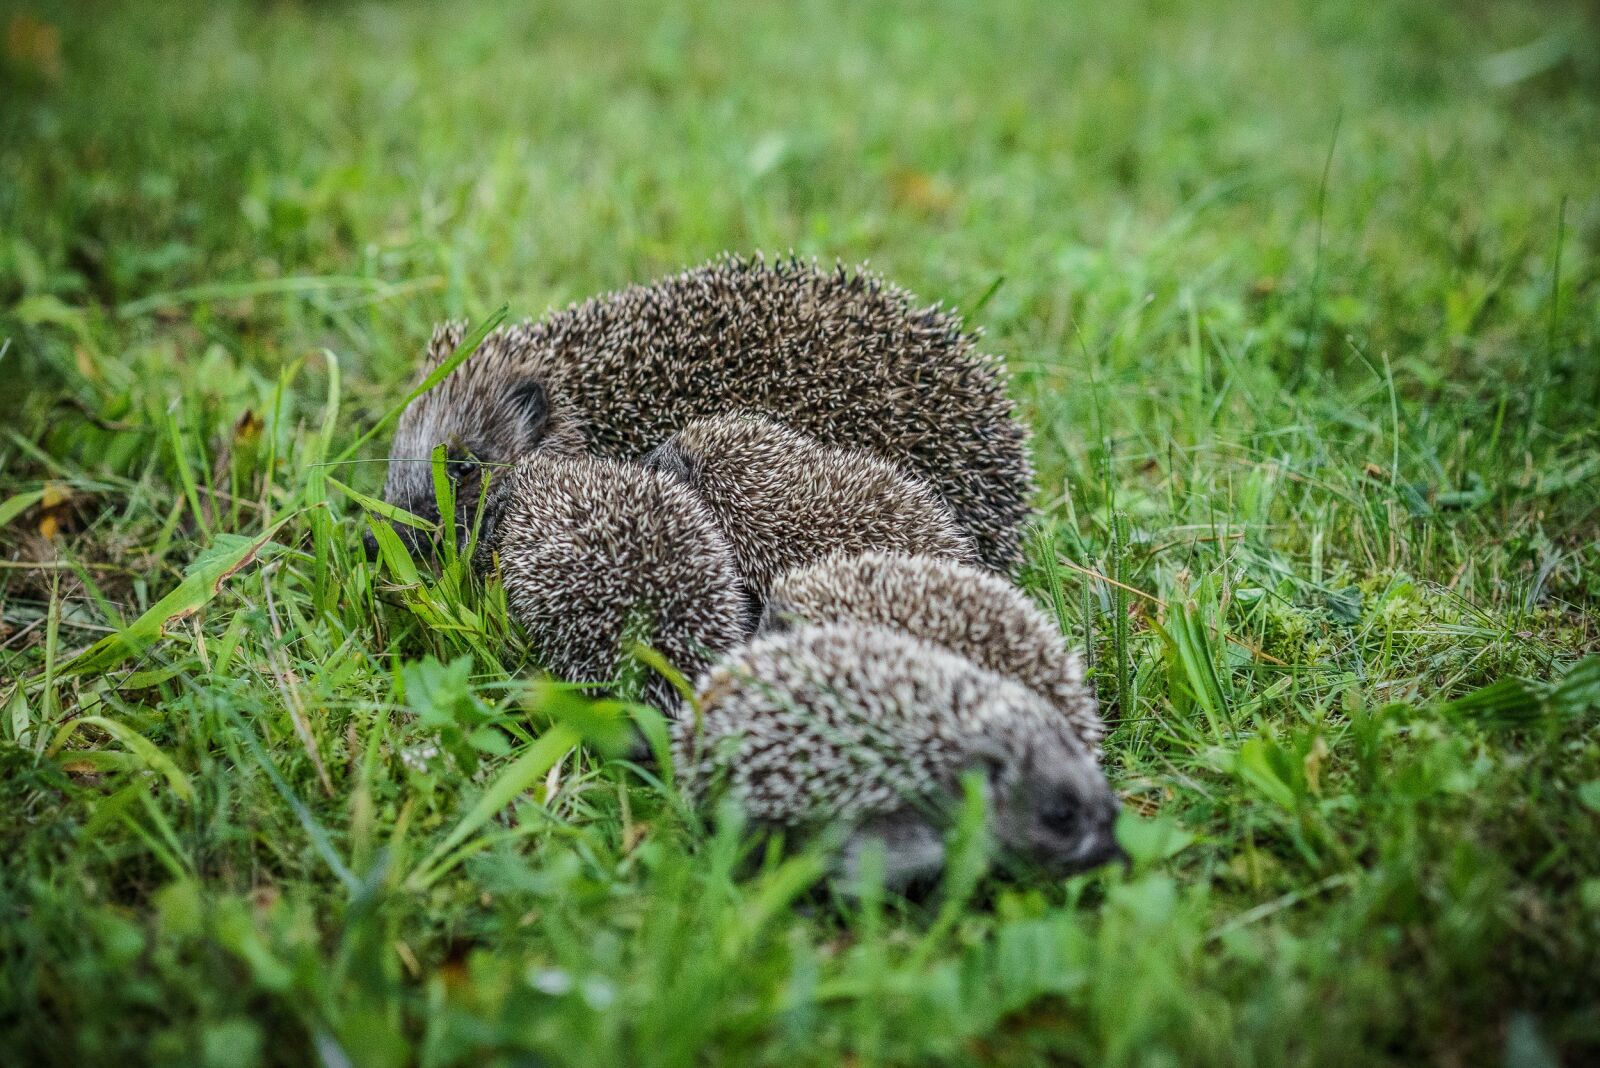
<box><xmin>2</xmin><ymin>0</ymin><xmax>1598</xmax><ymax>1063</ymax></box>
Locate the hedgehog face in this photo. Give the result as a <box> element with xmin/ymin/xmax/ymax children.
<box><xmin>373</xmin><ymin>378</ymin><xmax>572</xmax><ymax>562</ymax></box>
<box><xmin>842</xmin><ymin>721</ymin><xmax>1122</xmax><ymax>892</ymax></box>
<box><xmin>977</xmin><ymin>727</ymin><xmax>1122</xmax><ymax>875</ymax></box>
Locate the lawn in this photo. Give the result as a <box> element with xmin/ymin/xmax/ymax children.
<box><xmin>2</xmin><ymin>0</ymin><xmax>1598</xmax><ymax>1063</ymax></box>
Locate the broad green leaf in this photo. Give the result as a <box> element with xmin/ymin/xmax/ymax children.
<box><xmin>1237</xmin><ymin>735</ymin><xmax>1299</xmax><ymax>810</ymax></box>
<box><xmin>1116</xmin><ymin>809</ymin><xmax>1197</xmax><ymax>866</ymax></box>
<box><xmin>531</xmin><ymin>683</ymin><xmax>638</xmax><ymax>758</ymax></box>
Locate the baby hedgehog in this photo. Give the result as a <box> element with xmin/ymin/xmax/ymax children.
<box><xmin>382</xmin><ymin>256</ymin><xmax>1033</xmax><ymax>570</ymax></box>
<box><xmin>678</xmin><ymin>622</ymin><xmax>1122</xmax><ymax>889</ymax></box>
<box><xmin>642</xmin><ymin>413</ymin><xmax>977</xmax><ymax>605</ymax></box>
<box><xmin>762</xmin><ymin>551</ymin><xmax>1106</xmax><ymax>752</ymax></box>
<box><xmin>490</xmin><ymin>450</ymin><xmax>750</xmax><ymax>714</ymax></box>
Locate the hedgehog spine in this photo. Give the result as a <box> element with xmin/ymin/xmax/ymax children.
<box><xmin>490</xmin><ymin>451</ymin><xmax>750</xmax><ymax>716</ymax></box>
<box><xmin>762</xmin><ymin>550</ymin><xmax>1106</xmax><ymax>750</ymax></box>
<box><xmin>642</xmin><ymin>413</ymin><xmax>977</xmax><ymax>605</ymax></box>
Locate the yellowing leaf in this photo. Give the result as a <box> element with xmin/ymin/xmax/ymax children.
<box><xmin>5</xmin><ymin>13</ymin><xmax>62</xmax><ymax>80</ymax></box>
<box><xmin>48</xmin><ymin>716</ymin><xmax>194</xmax><ymax>802</ymax></box>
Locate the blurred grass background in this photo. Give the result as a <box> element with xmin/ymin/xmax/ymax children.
<box><xmin>2</xmin><ymin>0</ymin><xmax>1598</xmax><ymax>1064</ymax></box>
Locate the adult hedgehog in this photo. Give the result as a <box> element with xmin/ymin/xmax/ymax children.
<box><xmin>380</xmin><ymin>256</ymin><xmax>1033</xmax><ymax>570</ymax></box>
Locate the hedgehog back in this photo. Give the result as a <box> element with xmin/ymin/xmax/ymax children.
<box><xmin>419</xmin><ymin>257</ymin><xmax>1033</xmax><ymax>570</ymax></box>
<box><xmin>765</xmin><ymin>551</ymin><xmax>1105</xmax><ymax>750</ymax></box>
<box><xmin>679</xmin><ymin>622</ymin><xmax>1065</xmax><ymax>827</ymax></box>
<box><xmin>654</xmin><ymin>414</ymin><xmax>978</xmax><ymax>601</ymax></box>
<box><xmin>493</xmin><ymin>453</ymin><xmax>749</xmax><ymax>713</ymax></box>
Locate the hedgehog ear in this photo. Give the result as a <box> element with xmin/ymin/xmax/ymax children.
<box><xmin>641</xmin><ymin>439</ymin><xmax>696</xmax><ymax>486</ymax></box>
<box><xmin>510</xmin><ymin>380</ymin><xmax>551</xmax><ymax>443</ymax></box>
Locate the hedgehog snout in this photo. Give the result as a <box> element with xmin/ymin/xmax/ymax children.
<box><xmin>1047</xmin><ymin>789</ymin><xmax>1124</xmax><ymax>872</ymax></box>
<box><xmin>1013</xmin><ymin>759</ymin><xmax>1123</xmax><ymax>874</ymax></box>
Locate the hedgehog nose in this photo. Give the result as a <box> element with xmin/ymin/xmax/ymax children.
<box><xmin>1092</xmin><ymin>833</ymin><xmax>1129</xmax><ymax>871</ymax></box>
<box><xmin>362</xmin><ymin>528</ymin><xmax>381</xmax><ymax>561</ymax></box>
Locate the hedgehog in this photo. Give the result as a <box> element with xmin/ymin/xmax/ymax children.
<box><xmin>379</xmin><ymin>256</ymin><xmax>1033</xmax><ymax>570</ymax></box>
<box><xmin>761</xmin><ymin>551</ymin><xmax>1107</xmax><ymax>752</ymax></box>
<box><xmin>677</xmin><ymin>622</ymin><xmax>1122</xmax><ymax>889</ymax></box>
<box><xmin>640</xmin><ymin>413</ymin><xmax>978</xmax><ymax>607</ymax></box>
<box><xmin>488</xmin><ymin>450</ymin><xmax>750</xmax><ymax>715</ymax></box>
<box><xmin>369</xmin><ymin>378</ymin><xmax>588</xmax><ymax>561</ymax></box>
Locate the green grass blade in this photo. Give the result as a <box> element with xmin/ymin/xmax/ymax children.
<box><xmin>48</xmin><ymin>715</ymin><xmax>195</xmax><ymax>802</ymax></box>
<box><xmin>329</xmin><ymin>306</ymin><xmax>509</xmax><ymax>467</ymax></box>
<box><xmin>60</xmin><ymin>520</ymin><xmax>292</xmax><ymax>676</ymax></box>
<box><xmin>326</xmin><ymin>476</ymin><xmax>435</xmax><ymax>531</ymax></box>
<box><xmin>0</xmin><ymin>489</ymin><xmax>46</xmax><ymax>528</ymax></box>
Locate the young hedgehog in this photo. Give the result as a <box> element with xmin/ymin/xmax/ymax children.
<box><xmin>641</xmin><ymin>413</ymin><xmax>977</xmax><ymax>605</ymax></box>
<box><xmin>762</xmin><ymin>551</ymin><xmax>1107</xmax><ymax>752</ymax></box>
<box><xmin>380</xmin><ymin>256</ymin><xmax>1033</xmax><ymax>570</ymax></box>
<box><xmin>678</xmin><ymin>622</ymin><xmax>1122</xmax><ymax>889</ymax></box>
<box><xmin>489</xmin><ymin>451</ymin><xmax>750</xmax><ymax>714</ymax></box>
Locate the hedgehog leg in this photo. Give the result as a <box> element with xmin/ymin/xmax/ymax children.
<box><xmin>836</xmin><ymin>812</ymin><xmax>948</xmax><ymax>895</ymax></box>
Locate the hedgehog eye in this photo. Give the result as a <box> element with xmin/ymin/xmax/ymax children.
<box><xmin>445</xmin><ymin>453</ymin><xmax>477</xmax><ymax>482</ymax></box>
<box><xmin>1038</xmin><ymin>797</ymin><xmax>1083</xmax><ymax>838</ymax></box>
